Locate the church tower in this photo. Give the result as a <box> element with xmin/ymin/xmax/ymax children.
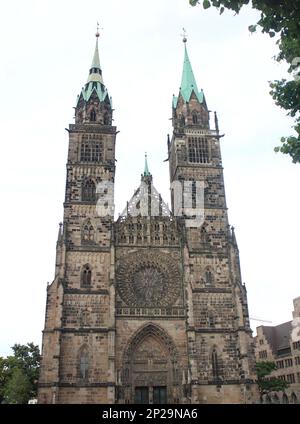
<box><xmin>168</xmin><ymin>36</ymin><xmax>258</xmax><ymax>403</ymax></box>
<box><xmin>38</xmin><ymin>32</ymin><xmax>258</xmax><ymax>404</ymax></box>
<box><xmin>38</xmin><ymin>29</ymin><xmax>118</xmax><ymax>404</ymax></box>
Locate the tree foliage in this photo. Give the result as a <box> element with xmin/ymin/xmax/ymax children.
<box><xmin>255</xmin><ymin>361</ymin><xmax>288</xmax><ymax>395</ymax></box>
<box><xmin>4</xmin><ymin>368</ymin><xmax>31</xmax><ymax>404</ymax></box>
<box><xmin>189</xmin><ymin>0</ymin><xmax>300</xmax><ymax>163</ymax></box>
<box><xmin>0</xmin><ymin>343</ymin><xmax>40</xmax><ymax>404</ymax></box>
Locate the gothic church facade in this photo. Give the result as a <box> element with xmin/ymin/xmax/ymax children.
<box><xmin>38</xmin><ymin>32</ymin><xmax>258</xmax><ymax>404</ymax></box>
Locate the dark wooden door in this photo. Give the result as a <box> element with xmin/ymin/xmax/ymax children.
<box><xmin>153</xmin><ymin>386</ymin><xmax>167</xmax><ymax>404</ymax></box>
<box><xmin>134</xmin><ymin>387</ymin><xmax>149</xmax><ymax>404</ymax></box>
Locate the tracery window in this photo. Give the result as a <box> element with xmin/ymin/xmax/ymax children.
<box><xmin>81</xmin><ymin>264</ymin><xmax>92</xmax><ymax>286</ymax></box>
<box><xmin>82</xmin><ymin>221</ymin><xmax>94</xmax><ymax>243</ymax></box>
<box><xmin>80</xmin><ymin>140</ymin><xmax>102</xmax><ymax>162</ymax></box>
<box><xmin>82</xmin><ymin>179</ymin><xmax>96</xmax><ymax>202</ymax></box>
<box><xmin>188</xmin><ymin>137</ymin><xmax>209</xmax><ymax>163</ymax></box>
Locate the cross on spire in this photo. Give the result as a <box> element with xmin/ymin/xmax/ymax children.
<box><xmin>181</xmin><ymin>27</ymin><xmax>187</xmax><ymax>43</ymax></box>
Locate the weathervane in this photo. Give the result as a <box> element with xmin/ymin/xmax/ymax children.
<box><xmin>181</xmin><ymin>27</ymin><xmax>187</xmax><ymax>43</ymax></box>
<box><xmin>96</xmin><ymin>21</ymin><xmax>100</xmax><ymax>38</ymax></box>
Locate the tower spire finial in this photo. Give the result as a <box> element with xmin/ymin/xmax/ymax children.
<box><xmin>89</xmin><ymin>23</ymin><xmax>101</xmax><ymax>72</ymax></box>
<box><xmin>181</xmin><ymin>27</ymin><xmax>187</xmax><ymax>44</ymax></box>
<box><xmin>144</xmin><ymin>152</ymin><xmax>151</xmax><ymax>177</ymax></box>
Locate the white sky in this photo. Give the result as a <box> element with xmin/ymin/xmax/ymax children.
<box><xmin>0</xmin><ymin>0</ymin><xmax>299</xmax><ymax>357</ymax></box>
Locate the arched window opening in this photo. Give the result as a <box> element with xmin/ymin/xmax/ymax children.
<box><xmin>212</xmin><ymin>348</ymin><xmax>220</xmax><ymax>380</ymax></box>
<box><xmin>200</xmin><ymin>225</ymin><xmax>209</xmax><ymax>244</ymax></box>
<box><xmin>90</xmin><ymin>109</ymin><xmax>96</xmax><ymax>122</ymax></box>
<box><xmin>205</xmin><ymin>270</ymin><xmax>213</xmax><ymax>286</ymax></box>
<box><xmin>82</xmin><ymin>179</ymin><xmax>96</xmax><ymax>202</ymax></box>
<box><xmin>282</xmin><ymin>393</ymin><xmax>289</xmax><ymax>404</ymax></box>
<box><xmin>180</xmin><ymin>115</ymin><xmax>185</xmax><ymax>127</ymax></box>
<box><xmin>82</xmin><ymin>264</ymin><xmax>92</xmax><ymax>286</ymax></box>
<box><xmin>82</xmin><ymin>221</ymin><xmax>94</xmax><ymax>243</ymax></box>
<box><xmin>129</xmin><ymin>234</ymin><xmax>134</xmax><ymax>244</ymax></box>
<box><xmin>128</xmin><ymin>223</ymin><xmax>134</xmax><ymax>231</ymax></box>
<box><xmin>291</xmin><ymin>393</ymin><xmax>297</xmax><ymax>404</ymax></box>
<box><xmin>208</xmin><ymin>313</ymin><xmax>215</xmax><ymax>328</ymax></box>
<box><xmin>103</xmin><ymin>113</ymin><xmax>110</xmax><ymax>125</ymax></box>
<box><xmin>79</xmin><ymin>349</ymin><xmax>89</xmax><ymax>380</ymax></box>
<box><xmin>265</xmin><ymin>395</ymin><xmax>271</xmax><ymax>404</ymax></box>
<box><xmin>192</xmin><ymin>113</ymin><xmax>198</xmax><ymax>124</ymax></box>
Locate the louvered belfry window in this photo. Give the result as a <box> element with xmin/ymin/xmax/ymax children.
<box><xmin>188</xmin><ymin>137</ymin><xmax>209</xmax><ymax>163</ymax></box>
<box><xmin>80</xmin><ymin>136</ymin><xmax>102</xmax><ymax>163</ymax></box>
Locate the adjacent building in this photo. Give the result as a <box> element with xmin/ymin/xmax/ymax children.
<box><xmin>255</xmin><ymin>296</ymin><xmax>300</xmax><ymax>403</ymax></box>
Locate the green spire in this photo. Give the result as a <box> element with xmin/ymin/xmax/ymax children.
<box><xmin>90</xmin><ymin>36</ymin><xmax>101</xmax><ymax>69</ymax></box>
<box><xmin>173</xmin><ymin>39</ymin><xmax>204</xmax><ymax>108</ymax></box>
<box><xmin>144</xmin><ymin>153</ymin><xmax>151</xmax><ymax>177</ymax></box>
<box><xmin>87</xmin><ymin>29</ymin><xmax>103</xmax><ymax>84</ymax></box>
<box><xmin>76</xmin><ymin>27</ymin><xmax>112</xmax><ymax>107</ymax></box>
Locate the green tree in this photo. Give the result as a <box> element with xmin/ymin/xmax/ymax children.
<box><xmin>11</xmin><ymin>343</ymin><xmax>40</xmax><ymax>398</ymax></box>
<box><xmin>4</xmin><ymin>368</ymin><xmax>31</xmax><ymax>404</ymax></box>
<box><xmin>189</xmin><ymin>0</ymin><xmax>300</xmax><ymax>163</ymax></box>
<box><xmin>0</xmin><ymin>343</ymin><xmax>40</xmax><ymax>404</ymax></box>
<box><xmin>256</xmin><ymin>361</ymin><xmax>288</xmax><ymax>398</ymax></box>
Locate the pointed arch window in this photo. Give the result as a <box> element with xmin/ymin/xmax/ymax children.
<box><xmin>291</xmin><ymin>393</ymin><xmax>297</xmax><ymax>404</ymax></box>
<box><xmin>103</xmin><ymin>113</ymin><xmax>110</xmax><ymax>125</ymax></box>
<box><xmin>208</xmin><ymin>313</ymin><xmax>215</xmax><ymax>328</ymax></box>
<box><xmin>205</xmin><ymin>270</ymin><xmax>213</xmax><ymax>286</ymax></box>
<box><xmin>200</xmin><ymin>225</ymin><xmax>209</xmax><ymax>244</ymax></box>
<box><xmin>282</xmin><ymin>393</ymin><xmax>289</xmax><ymax>404</ymax></box>
<box><xmin>212</xmin><ymin>348</ymin><xmax>220</xmax><ymax>380</ymax></box>
<box><xmin>82</xmin><ymin>221</ymin><xmax>94</xmax><ymax>243</ymax></box>
<box><xmin>81</xmin><ymin>264</ymin><xmax>92</xmax><ymax>286</ymax></box>
<box><xmin>192</xmin><ymin>113</ymin><xmax>198</xmax><ymax>124</ymax></box>
<box><xmin>90</xmin><ymin>109</ymin><xmax>96</xmax><ymax>122</ymax></box>
<box><xmin>79</xmin><ymin>348</ymin><xmax>89</xmax><ymax>380</ymax></box>
<box><xmin>82</xmin><ymin>179</ymin><xmax>96</xmax><ymax>202</ymax></box>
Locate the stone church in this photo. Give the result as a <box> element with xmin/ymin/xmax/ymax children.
<box><xmin>38</xmin><ymin>30</ymin><xmax>258</xmax><ymax>404</ymax></box>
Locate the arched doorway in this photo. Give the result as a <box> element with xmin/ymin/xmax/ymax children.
<box><xmin>282</xmin><ymin>393</ymin><xmax>289</xmax><ymax>404</ymax></box>
<box><xmin>121</xmin><ymin>324</ymin><xmax>181</xmax><ymax>404</ymax></box>
<box><xmin>290</xmin><ymin>392</ymin><xmax>297</xmax><ymax>404</ymax></box>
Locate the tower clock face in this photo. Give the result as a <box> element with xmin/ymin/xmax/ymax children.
<box><xmin>116</xmin><ymin>252</ymin><xmax>181</xmax><ymax>308</ymax></box>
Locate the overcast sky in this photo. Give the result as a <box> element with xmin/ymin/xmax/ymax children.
<box><xmin>0</xmin><ymin>0</ymin><xmax>299</xmax><ymax>357</ymax></box>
